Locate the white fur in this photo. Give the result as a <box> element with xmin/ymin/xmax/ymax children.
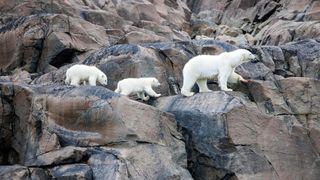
<box><xmin>115</xmin><ymin>77</ymin><xmax>161</xmax><ymax>101</ymax></box>
<box><xmin>181</xmin><ymin>49</ymin><xmax>256</xmax><ymax>96</ymax></box>
<box><xmin>65</xmin><ymin>64</ymin><xmax>108</xmax><ymax>86</ymax></box>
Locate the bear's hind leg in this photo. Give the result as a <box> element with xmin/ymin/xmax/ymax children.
<box><xmin>196</xmin><ymin>79</ymin><xmax>212</xmax><ymax>93</ymax></box>
<box><xmin>65</xmin><ymin>75</ymin><xmax>70</xmax><ymax>84</ymax></box>
<box><xmin>70</xmin><ymin>77</ymin><xmax>81</xmax><ymax>86</ymax></box>
<box><xmin>181</xmin><ymin>77</ymin><xmax>196</xmax><ymax>96</ymax></box>
<box><xmin>115</xmin><ymin>85</ymin><xmax>121</xmax><ymax>93</ymax></box>
<box><xmin>120</xmin><ymin>89</ymin><xmax>132</xmax><ymax>96</ymax></box>
<box><xmin>137</xmin><ymin>92</ymin><xmax>150</xmax><ymax>101</ymax></box>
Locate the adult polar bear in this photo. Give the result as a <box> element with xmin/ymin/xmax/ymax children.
<box><xmin>115</xmin><ymin>77</ymin><xmax>161</xmax><ymax>101</ymax></box>
<box><xmin>181</xmin><ymin>49</ymin><xmax>257</xmax><ymax>96</ymax></box>
<box><xmin>65</xmin><ymin>64</ymin><xmax>108</xmax><ymax>86</ymax></box>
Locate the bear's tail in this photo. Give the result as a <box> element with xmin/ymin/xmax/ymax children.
<box><xmin>65</xmin><ymin>75</ymin><xmax>70</xmax><ymax>84</ymax></box>
<box><xmin>114</xmin><ymin>84</ymin><xmax>121</xmax><ymax>93</ymax></box>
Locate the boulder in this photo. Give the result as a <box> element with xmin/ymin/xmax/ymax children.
<box><xmin>50</xmin><ymin>164</ymin><xmax>93</xmax><ymax>180</ymax></box>
<box><xmin>29</xmin><ymin>146</ymin><xmax>87</xmax><ymax>166</ymax></box>
<box><xmin>1</xmin><ymin>1</ymin><xmax>320</xmax><ymax>179</ymax></box>
<box><xmin>256</xmin><ymin>20</ymin><xmax>320</xmax><ymax>45</ymax></box>
<box><xmin>279</xmin><ymin>77</ymin><xmax>320</xmax><ymax>116</ymax></box>
<box><xmin>0</xmin><ymin>82</ymin><xmax>192</xmax><ymax>179</ymax></box>
<box><xmin>187</xmin><ymin>0</ymin><xmax>320</xmax><ymax>46</ymax></box>
<box><xmin>32</xmin><ymin>40</ymin><xmax>238</xmax><ymax>97</ymax></box>
<box><xmin>0</xmin><ymin>14</ymin><xmax>109</xmax><ymax>74</ymax></box>
<box><xmin>248</xmin><ymin>80</ymin><xmax>292</xmax><ymax>115</ymax></box>
<box><xmin>280</xmin><ymin>39</ymin><xmax>320</xmax><ymax>79</ymax></box>
<box><xmin>153</xmin><ymin>92</ymin><xmax>320</xmax><ymax>180</ymax></box>
<box><xmin>0</xmin><ymin>165</ymin><xmax>49</xmax><ymax>180</ymax></box>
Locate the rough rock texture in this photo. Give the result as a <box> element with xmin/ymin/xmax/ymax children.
<box><xmin>153</xmin><ymin>91</ymin><xmax>320</xmax><ymax>180</ymax></box>
<box><xmin>0</xmin><ymin>0</ymin><xmax>192</xmax><ymax>75</ymax></box>
<box><xmin>1</xmin><ymin>0</ymin><xmax>320</xmax><ymax>180</ymax></box>
<box><xmin>50</xmin><ymin>164</ymin><xmax>93</xmax><ymax>179</ymax></box>
<box><xmin>189</xmin><ymin>0</ymin><xmax>320</xmax><ymax>45</ymax></box>
<box><xmin>0</xmin><ymin>165</ymin><xmax>49</xmax><ymax>180</ymax></box>
<box><xmin>0</xmin><ymin>83</ymin><xmax>192</xmax><ymax>179</ymax></box>
<box><xmin>31</xmin><ymin>40</ymin><xmax>238</xmax><ymax>97</ymax></box>
<box><xmin>0</xmin><ymin>14</ymin><xmax>109</xmax><ymax>74</ymax></box>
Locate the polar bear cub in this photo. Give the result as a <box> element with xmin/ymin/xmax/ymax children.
<box><xmin>115</xmin><ymin>77</ymin><xmax>161</xmax><ymax>101</ymax></box>
<box><xmin>181</xmin><ymin>49</ymin><xmax>257</xmax><ymax>96</ymax></box>
<box><xmin>65</xmin><ymin>64</ymin><xmax>108</xmax><ymax>86</ymax></box>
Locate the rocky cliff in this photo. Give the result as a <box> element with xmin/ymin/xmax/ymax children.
<box><xmin>0</xmin><ymin>0</ymin><xmax>319</xmax><ymax>180</ymax></box>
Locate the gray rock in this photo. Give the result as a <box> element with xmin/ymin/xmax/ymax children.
<box><xmin>0</xmin><ymin>165</ymin><xmax>49</xmax><ymax>180</ymax></box>
<box><xmin>0</xmin><ymin>165</ymin><xmax>30</xmax><ymax>180</ymax></box>
<box><xmin>247</xmin><ymin>80</ymin><xmax>292</xmax><ymax>115</ymax></box>
<box><xmin>153</xmin><ymin>92</ymin><xmax>320</xmax><ymax>180</ymax></box>
<box><xmin>279</xmin><ymin>77</ymin><xmax>320</xmax><ymax>116</ymax></box>
<box><xmin>0</xmin><ymin>14</ymin><xmax>109</xmax><ymax>74</ymax></box>
<box><xmin>281</xmin><ymin>39</ymin><xmax>320</xmax><ymax>79</ymax></box>
<box><xmin>28</xmin><ymin>146</ymin><xmax>87</xmax><ymax>166</ymax></box>
<box><xmin>1</xmin><ymin>1</ymin><xmax>320</xmax><ymax>180</ymax></box>
<box><xmin>0</xmin><ymin>82</ymin><xmax>192</xmax><ymax>179</ymax></box>
<box><xmin>87</xmin><ymin>150</ymin><xmax>120</xmax><ymax>180</ymax></box>
<box><xmin>50</xmin><ymin>164</ymin><xmax>93</xmax><ymax>180</ymax></box>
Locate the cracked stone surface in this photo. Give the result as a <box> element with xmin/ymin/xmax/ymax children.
<box><xmin>1</xmin><ymin>0</ymin><xmax>320</xmax><ymax>180</ymax></box>
<box><xmin>0</xmin><ymin>83</ymin><xmax>192</xmax><ymax>179</ymax></box>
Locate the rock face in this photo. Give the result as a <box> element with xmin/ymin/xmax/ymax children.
<box><xmin>153</xmin><ymin>90</ymin><xmax>320</xmax><ymax>179</ymax></box>
<box><xmin>0</xmin><ymin>83</ymin><xmax>192</xmax><ymax>179</ymax></box>
<box><xmin>189</xmin><ymin>0</ymin><xmax>320</xmax><ymax>45</ymax></box>
<box><xmin>0</xmin><ymin>14</ymin><xmax>109</xmax><ymax>74</ymax></box>
<box><xmin>1</xmin><ymin>0</ymin><xmax>320</xmax><ymax>180</ymax></box>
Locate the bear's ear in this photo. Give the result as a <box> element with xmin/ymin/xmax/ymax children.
<box><xmin>242</xmin><ymin>52</ymin><xmax>249</xmax><ymax>61</ymax></box>
<box><xmin>240</xmin><ymin>54</ymin><xmax>245</xmax><ymax>61</ymax></box>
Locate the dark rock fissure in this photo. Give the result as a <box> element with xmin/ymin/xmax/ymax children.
<box><xmin>49</xmin><ymin>49</ymin><xmax>80</xmax><ymax>68</ymax></box>
<box><xmin>1</xmin><ymin>1</ymin><xmax>320</xmax><ymax>179</ymax></box>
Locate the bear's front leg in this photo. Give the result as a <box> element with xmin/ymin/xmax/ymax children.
<box><xmin>238</xmin><ymin>76</ymin><xmax>249</xmax><ymax>83</ymax></box>
<box><xmin>88</xmin><ymin>76</ymin><xmax>97</xmax><ymax>86</ymax></box>
<box><xmin>228</xmin><ymin>71</ymin><xmax>248</xmax><ymax>84</ymax></box>
<box><xmin>145</xmin><ymin>87</ymin><xmax>161</xmax><ymax>97</ymax></box>
<box><xmin>218</xmin><ymin>69</ymin><xmax>233</xmax><ymax>91</ymax></box>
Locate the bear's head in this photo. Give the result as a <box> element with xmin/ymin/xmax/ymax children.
<box><xmin>239</xmin><ymin>49</ymin><xmax>258</xmax><ymax>62</ymax></box>
<box><xmin>98</xmin><ymin>73</ymin><xmax>108</xmax><ymax>85</ymax></box>
<box><xmin>150</xmin><ymin>78</ymin><xmax>161</xmax><ymax>87</ymax></box>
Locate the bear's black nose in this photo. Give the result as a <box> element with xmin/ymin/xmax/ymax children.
<box><xmin>251</xmin><ymin>56</ymin><xmax>259</xmax><ymax>63</ymax></box>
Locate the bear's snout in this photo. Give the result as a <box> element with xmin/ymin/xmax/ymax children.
<box><xmin>251</xmin><ymin>55</ymin><xmax>259</xmax><ymax>63</ymax></box>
